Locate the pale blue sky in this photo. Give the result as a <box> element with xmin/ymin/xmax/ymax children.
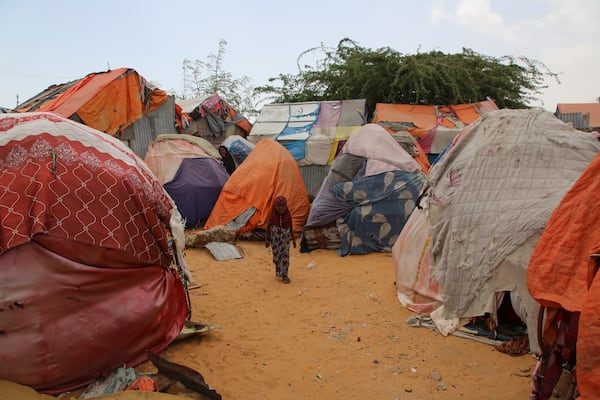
<box><xmin>1</xmin><ymin>0</ymin><xmax>598</xmax><ymax>111</ymax></box>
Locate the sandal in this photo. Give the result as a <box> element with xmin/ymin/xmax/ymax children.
<box><xmin>282</xmin><ymin>276</ymin><xmax>291</xmax><ymax>284</ymax></box>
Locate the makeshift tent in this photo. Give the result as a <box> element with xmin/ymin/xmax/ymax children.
<box><xmin>15</xmin><ymin>67</ymin><xmax>175</xmax><ymax>158</ymax></box>
<box><xmin>0</xmin><ymin>112</ymin><xmax>190</xmax><ymax>394</ymax></box>
<box><xmin>373</xmin><ymin>100</ymin><xmax>498</xmax><ymax>164</ymax></box>
<box><xmin>527</xmin><ymin>151</ymin><xmax>600</xmax><ymax>399</ymax></box>
<box><xmin>248</xmin><ymin>99</ymin><xmax>366</xmax><ymax>165</ymax></box>
<box><xmin>203</xmin><ymin>138</ymin><xmax>310</xmax><ymax>236</ymax></box>
<box><xmin>176</xmin><ymin>93</ymin><xmax>252</xmax><ymax>147</ymax></box>
<box><xmin>302</xmin><ymin>123</ymin><xmax>426</xmax><ymax>256</ymax></box>
<box><xmin>392</xmin><ymin>109</ymin><xmax>600</xmax><ymax>353</ymax></box>
<box><xmin>144</xmin><ymin>134</ymin><xmax>229</xmax><ymax>229</ymax></box>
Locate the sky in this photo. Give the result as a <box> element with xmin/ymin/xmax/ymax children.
<box><xmin>1</xmin><ymin>0</ymin><xmax>599</xmax><ymax>112</ymax></box>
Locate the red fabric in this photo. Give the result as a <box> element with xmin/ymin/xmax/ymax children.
<box><xmin>0</xmin><ymin>112</ymin><xmax>189</xmax><ymax>394</ymax></box>
<box><xmin>0</xmin><ymin>114</ymin><xmax>172</xmax><ymax>265</ymax></box>
<box><xmin>268</xmin><ymin>196</ymin><xmax>293</xmax><ymax>229</ymax></box>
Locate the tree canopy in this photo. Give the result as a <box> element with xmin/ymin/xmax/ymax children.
<box><xmin>256</xmin><ymin>38</ymin><xmax>558</xmax><ymax>118</ymax></box>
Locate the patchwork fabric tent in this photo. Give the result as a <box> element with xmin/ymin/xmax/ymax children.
<box><xmin>527</xmin><ymin>151</ymin><xmax>600</xmax><ymax>399</ymax></box>
<box><xmin>303</xmin><ymin>124</ymin><xmax>426</xmax><ymax>256</ymax></box>
<box><xmin>144</xmin><ymin>134</ymin><xmax>229</xmax><ymax>229</ymax></box>
<box><xmin>248</xmin><ymin>99</ymin><xmax>367</xmax><ymax>165</ymax></box>
<box><xmin>373</xmin><ymin>100</ymin><xmax>498</xmax><ymax>163</ymax></box>
<box><xmin>15</xmin><ymin>67</ymin><xmax>175</xmax><ymax>158</ymax></box>
<box><xmin>204</xmin><ymin>138</ymin><xmax>310</xmax><ymax>236</ymax></box>
<box><xmin>0</xmin><ymin>113</ymin><xmax>190</xmax><ymax>394</ymax></box>
<box><xmin>177</xmin><ymin>93</ymin><xmax>252</xmax><ymax>147</ymax></box>
<box><xmin>392</xmin><ymin>109</ymin><xmax>600</xmax><ymax>353</ymax></box>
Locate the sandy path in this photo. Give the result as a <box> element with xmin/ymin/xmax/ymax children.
<box><xmin>0</xmin><ymin>240</ymin><xmax>537</xmax><ymax>400</ymax></box>
<box><xmin>154</xmin><ymin>241</ymin><xmax>536</xmax><ymax>400</ymax></box>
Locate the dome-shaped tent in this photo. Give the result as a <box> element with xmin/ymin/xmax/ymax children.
<box><xmin>0</xmin><ymin>113</ymin><xmax>190</xmax><ymax>394</ymax></box>
<box><xmin>144</xmin><ymin>134</ymin><xmax>229</xmax><ymax>228</ymax></box>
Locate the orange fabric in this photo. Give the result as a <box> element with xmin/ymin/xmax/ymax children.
<box><xmin>413</xmin><ymin>141</ymin><xmax>430</xmax><ymax>174</ymax></box>
<box><xmin>373</xmin><ymin>100</ymin><xmax>499</xmax><ymax>139</ymax></box>
<box><xmin>374</xmin><ymin>104</ymin><xmax>438</xmax><ymax>138</ymax></box>
<box><xmin>204</xmin><ymin>139</ymin><xmax>310</xmax><ymax>236</ymax></box>
<box><xmin>149</xmin><ymin>89</ymin><xmax>168</xmax><ymax>113</ymax></box>
<box><xmin>126</xmin><ymin>376</ymin><xmax>159</xmax><ymax>392</ymax></box>
<box><xmin>528</xmin><ymin>152</ymin><xmax>600</xmax><ymax>400</ymax></box>
<box><xmin>76</xmin><ymin>71</ymin><xmax>140</xmax><ymax>135</ymax></box>
<box><xmin>37</xmin><ymin>68</ymin><xmax>130</xmax><ymax>117</ymax></box>
<box><xmin>579</xmin><ymin>255</ymin><xmax>600</xmax><ymax>399</ymax></box>
<box><xmin>16</xmin><ymin>68</ymin><xmax>168</xmax><ymax>136</ymax></box>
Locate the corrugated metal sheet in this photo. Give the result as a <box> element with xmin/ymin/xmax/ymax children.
<box><xmin>300</xmin><ymin>164</ymin><xmax>330</xmax><ymax>200</ymax></box>
<box><xmin>556</xmin><ymin>112</ymin><xmax>590</xmax><ymax>130</ymax></box>
<box><xmin>123</xmin><ymin>96</ymin><xmax>177</xmax><ymax>158</ymax></box>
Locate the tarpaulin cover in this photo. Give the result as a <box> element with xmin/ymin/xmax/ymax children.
<box><xmin>221</xmin><ymin>134</ymin><xmax>255</xmax><ymax>165</ymax></box>
<box><xmin>16</xmin><ymin>68</ymin><xmax>168</xmax><ymax>136</ymax></box>
<box><xmin>373</xmin><ymin>100</ymin><xmax>498</xmax><ymax>156</ymax></box>
<box><xmin>204</xmin><ymin>138</ymin><xmax>310</xmax><ymax>235</ymax></box>
<box><xmin>425</xmin><ymin>109</ymin><xmax>600</xmax><ymax>319</ymax></box>
<box><xmin>249</xmin><ymin>100</ymin><xmax>366</xmax><ymax>166</ymax></box>
<box><xmin>397</xmin><ymin>109</ymin><xmax>600</xmax><ymax>348</ymax></box>
<box><xmin>0</xmin><ymin>113</ymin><xmax>189</xmax><ymax>394</ymax></box>
<box><xmin>528</xmin><ymin>151</ymin><xmax>600</xmax><ymax>399</ymax></box>
<box><xmin>164</xmin><ymin>158</ymin><xmax>229</xmax><ymax>228</ymax></box>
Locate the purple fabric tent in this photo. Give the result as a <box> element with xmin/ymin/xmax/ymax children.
<box><xmin>164</xmin><ymin>158</ymin><xmax>229</xmax><ymax>228</ymax></box>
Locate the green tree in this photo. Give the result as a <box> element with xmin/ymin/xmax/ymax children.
<box><xmin>256</xmin><ymin>38</ymin><xmax>558</xmax><ymax>118</ymax></box>
<box><xmin>181</xmin><ymin>39</ymin><xmax>258</xmax><ymax>119</ymax></box>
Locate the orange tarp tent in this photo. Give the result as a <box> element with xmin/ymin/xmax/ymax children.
<box><xmin>528</xmin><ymin>151</ymin><xmax>600</xmax><ymax>399</ymax></box>
<box><xmin>204</xmin><ymin>139</ymin><xmax>310</xmax><ymax>236</ymax></box>
<box><xmin>17</xmin><ymin>68</ymin><xmax>167</xmax><ymax>136</ymax></box>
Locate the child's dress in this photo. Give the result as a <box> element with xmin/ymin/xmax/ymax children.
<box><xmin>269</xmin><ymin>223</ymin><xmax>293</xmax><ymax>278</ymax></box>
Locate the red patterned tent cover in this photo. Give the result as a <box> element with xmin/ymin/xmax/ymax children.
<box><xmin>0</xmin><ymin>112</ymin><xmax>189</xmax><ymax>394</ymax></box>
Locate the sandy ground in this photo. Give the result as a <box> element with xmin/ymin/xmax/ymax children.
<box><xmin>1</xmin><ymin>240</ymin><xmax>538</xmax><ymax>400</ymax></box>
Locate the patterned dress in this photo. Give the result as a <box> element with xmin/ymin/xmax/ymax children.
<box><xmin>269</xmin><ymin>225</ymin><xmax>293</xmax><ymax>278</ymax></box>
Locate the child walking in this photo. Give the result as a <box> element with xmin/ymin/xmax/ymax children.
<box><xmin>265</xmin><ymin>195</ymin><xmax>296</xmax><ymax>283</ymax></box>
